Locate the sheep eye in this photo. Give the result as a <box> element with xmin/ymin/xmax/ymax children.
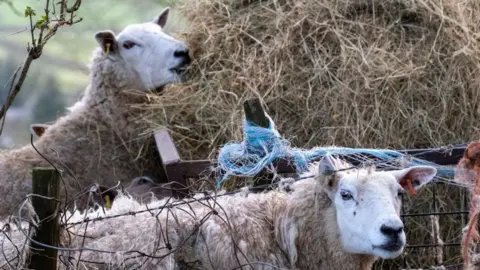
<box><xmin>340</xmin><ymin>190</ymin><xmax>353</xmax><ymax>200</ymax></box>
<box><xmin>138</xmin><ymin>178</ymin><xmax>148</xmax><ymax>185</ymax></box>
<box><xmin>397</xmin><ymin>189</ymin><xmax>404</xmax><ymax>198</ymax></box>
<box><xmin>123</xmin><ymin>41</ymin><xmax>136</xmax><ymax>49</ymax></box>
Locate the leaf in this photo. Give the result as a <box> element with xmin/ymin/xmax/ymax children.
<box><xmin>34</xmin><ymin>15</ymin><xmax>49</xmax><ymax>29</ymax></box>
<box><xmin>24</xmin><ymin>6</ymin><xmax>36</xmax><ymax>17</ymax></box>
<box><xmin>34</xmin><ymin>20</ymin><xmax>43</xmax><ymax>29</ymax></box>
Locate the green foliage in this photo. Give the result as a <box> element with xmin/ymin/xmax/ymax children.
<box><xmin>34</xmin><ymin>15</ymin><xmax>48</xmax><ymax>29</ymax></box>
<box><xmin>23</xmin><ymin>6</ymin><xmax>49</xmax><ymax>30</ymax></box>
<box><xmin>24</xmin><ymin>6</ymin><xmax>36</xmax><ymax>17</ymax></box>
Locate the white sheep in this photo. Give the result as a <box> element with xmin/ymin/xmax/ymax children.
<box><xmin>11</xmin><ymin>154</ymin><xmax>435</xmax><ymax>269</ymax></box>
<box><xmin>0</xmin><ymin>7</ymin><xmax>191</xmax><ymax>218</ymax></box>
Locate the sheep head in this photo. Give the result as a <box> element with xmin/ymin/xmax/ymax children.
<box><xmin>94</xmin><ymin>7</ymin><xmax>191</xmax><ymax>93</ymax></box>
<box><xmin>317</xmin><ymin>154</ymin><xmax>437</xmax><ymax>259</ymax></box>
<box><xmin>125</xmin><ymin>176</ymin><xmax>173</xmax><ymax>203</ymax></box>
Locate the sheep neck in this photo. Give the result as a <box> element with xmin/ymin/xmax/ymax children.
<box><xmin>81</xmin><ymin>53</ymin><xmax>161</xmax><ymax>133</ymax></box>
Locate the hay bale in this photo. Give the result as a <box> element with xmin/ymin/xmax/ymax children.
<box><xmin>140</xmin><ymin>0</ymin><xmax>480</xmax><ymax>267</ymax></box>
<box><xmin>148</xmin><ymin>0</ymin><xmax>480</xmax><ymax>160</ymax></box>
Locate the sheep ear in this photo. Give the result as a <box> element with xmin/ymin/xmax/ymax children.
<box><xmin>153</xmin><ymin>7</ymin><xmax>169</xmax><ymax>28</ymax></box>
<box><xmin>30</xmin><ymin>123</ymin><xmax>49</xmax><ymax>137</ymax></box>
<box><xmin>318</xmin><ymin>155</ymin><xmax>336</xmax><ymax>176</ymax></box>
<box><xmin>101</xmin><ymin>189</ymin><xmax>118</xmax><ymax>209</ymax></box>
<box><xmin>318</xmin><ymin>154</ymin><xmax>340</xmax><ymax>190</ymax></box>
<box><xmin>391</xmin><ymin>166</ymin><xmax>437</xmax><ymax>191</ymax></box>
<box><xmin>95</xmin><ymin>30</ymin><xmax>119</xmax><ymax>54</ymax></box>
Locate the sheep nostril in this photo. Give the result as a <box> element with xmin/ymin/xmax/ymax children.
<box><xmin>380</xmin><ymin>224</ymin><xmax>404</xmax><ymax>237</ymax></box>
<box><xmin>174</xmin><ymin>49</ymin><xmax>189</xmax><ymax>58</ymax></box>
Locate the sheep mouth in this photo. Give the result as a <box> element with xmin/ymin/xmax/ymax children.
<box><xmin>170</xmin><ymin>57</ymin><xmax>191</xmax><ymax>75</ymax></box>
<box><xmin>153</xmin><ymin>87</ymin><xmax>166</xmax><ymax>94</ymax></box>
<box><xmin>170</xmin><ymin>66</ymin><xmax>188</xmax><ymax>75</ymax></box>
<box><xmin>373</xmin><ymin>243</ymin><xmax>404</xmax><ymax>252</ymax></box>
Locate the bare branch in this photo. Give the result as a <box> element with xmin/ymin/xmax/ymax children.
<box><xmin>0</xmin><ymin>0</ymin><xmax>84</xmax><ymax>135</ymax></box>
<box><xmin>37</xmin><ymin>0</ymin><xmax>51</xmax><ymax>46</ymax></box>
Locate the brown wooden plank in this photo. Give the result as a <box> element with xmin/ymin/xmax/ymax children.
<box><xmin>165</xmin><ymin>163</ymin><xmax>189</xmax><ymax>198</ymax></box>
<box><xmin>154</xmin><ymin>129</ymin><xmax>181</xmax><ymax>165</ymax></box>
<box><xmin>153</xmin><ymin>128</ymin><xmax>188</xmax><ymax>197</ymax></box>
<box><xmin>397</xmin><ymin>144</ymin><xmax>467</xmax><ymax>165</ymax></box>
<box><xmin>182</xmin><ymin>160</ymin><xmax>215</xmax><ymax>177</ymax></box>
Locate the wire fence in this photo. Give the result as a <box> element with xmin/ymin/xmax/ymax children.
<box><xmin>0</xmin><ymin>147</ymin><xmax>474</xmax><ymax>270</ymax></box>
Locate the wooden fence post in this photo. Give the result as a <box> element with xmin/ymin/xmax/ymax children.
<box><xmin>244</xmin><ymin>98</ymin><xmax>270</xmax><ymax>128</ymax></box>
<box><xmin>27</xmin><ymin>167</ymin><xmax>60</xmax><ymax>270</ymax></box>
<box><xmin>243</xmin><ymin>98</ymin><xmax>276</xmax><ymax>190</ymax></box>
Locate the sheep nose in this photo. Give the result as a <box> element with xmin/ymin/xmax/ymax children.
<box><xmin>174</xmin><ymin>48</ymin><xmax>191</xmax><ymax>67</ymax></box>
<box><xmin>174</xmin><ymin>49</ymin><xmax>190</xmax><ymax>60</ymax></box>
<box><xmin>380</xmin><ymin>224</ymin><xmax>404</xmax><ymax>238</ymax></box>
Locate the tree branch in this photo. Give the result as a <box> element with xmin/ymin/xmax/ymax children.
<box><xmin>0</xmin><ymin>0</ymin><xmax>83</xmax><ymax>135</ymax></box>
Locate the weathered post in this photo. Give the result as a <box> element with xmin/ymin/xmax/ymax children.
<box><xmin>243</xmin><ymin>98</ymin><xmax>270</xmax><ymax>129</ymax></box>
<box><xmin>27</xmin><ymin>167</ymin><xmax>60</xmax><ymax>270</ymax></box>
<box><xmin>243</xmin><ymin>98</ymin><xmax>275</xmax><ymax>191</ymax></box>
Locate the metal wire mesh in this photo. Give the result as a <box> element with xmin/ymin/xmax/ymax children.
<box><xmin>0</xmin><ymin>149</ymin><xmax>473</xmax><ymax>270</ymax></box>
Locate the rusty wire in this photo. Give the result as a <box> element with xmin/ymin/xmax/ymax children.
<box><xmin>0</xmin><ymin>148</ymin><xmax>474</xmax><ymax>269</ymax></box>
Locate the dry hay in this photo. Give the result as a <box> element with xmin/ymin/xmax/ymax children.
<box><xmin>134</xmin><ymin>0</ymin><xmax>480</xmax><ymax>268</ymax></box>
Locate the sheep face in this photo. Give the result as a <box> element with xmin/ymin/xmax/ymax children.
<box><xmin>318</xmin><ymin>155</ymin><xmax>437</xmax><ymax>259</ymax></box>
<box><xmin>94</xmin><ymin>7</ymin><xmax>190</xmax><ymax>92</ymax></box>
<box><xmin>125</xmin><ymin>176</ymin><xmax>173</xmax><ymax>203</ymax></box>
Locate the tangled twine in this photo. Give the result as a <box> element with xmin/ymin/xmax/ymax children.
<box><xmin>216</xmin><ymin>113</ymin><xmax>454</xmax><ymax>188</ymax></box>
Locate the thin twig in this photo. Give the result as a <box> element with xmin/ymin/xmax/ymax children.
<box><xmin>0</xmin><ymin>0</ymin><xmax>83</xmax><ymax>136</ymax></box>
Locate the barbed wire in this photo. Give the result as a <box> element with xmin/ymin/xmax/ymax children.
<box><xmin>0</xmin><ymin>144</ymin><xmax>474</xmax><ymax>269</ymax></box>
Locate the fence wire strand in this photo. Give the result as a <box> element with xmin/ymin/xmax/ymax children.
<box><xmin>0</xmin><ymin>147</ymin><xmax>475</xmax><ymax>270</ymax></box>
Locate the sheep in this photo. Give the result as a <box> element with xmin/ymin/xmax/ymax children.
<box><xmin>74</xmin><ymin>176</ymin><xmax>174</xmax><ymax>213</ymax></box>
<box><xmin>124</xmin><ymin>175</ymin><xmax>174</xmax><ymax>203</ymax></box>
<box><xmin>0</xmin><ymin>7</ymin><xmax>191</xmax><ymax>219</ymax></box>
<box><xmin>0</xmin><ymin>176</ymin><xmax>175</xmax><ymax>269</ymax></box>
<box><xmin>47</xmin><ymin>155</ymin><xmax>437</xmax><ymax>269</ymax></box>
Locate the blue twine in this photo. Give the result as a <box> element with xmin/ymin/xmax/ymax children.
<box><xmin>216</xmin><ymin>115</ymin><xmax>454</xmax><ymax>188</ymax></box>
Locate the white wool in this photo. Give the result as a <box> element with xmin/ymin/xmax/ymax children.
<box><xmin>0</xmin><ymin>158</ymin><xmax>437</xmax><ymax>269</ymax></box>
<box><xmin>0</xmin><ymin>8</ymin><xmax>190</xmax><ymax>220</ymax></box>
<box><xmin>65</xmin><ymin>100</ymin><xmax>85</xmax><ymax>113</ymax></box>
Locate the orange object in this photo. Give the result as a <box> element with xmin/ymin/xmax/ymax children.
<box><xmin>458</xmin><ymin>141</ymin><xmax>480</xmax><ymax>266</ymax></box>
<box><xmin>399</xmin><ymin>177</ymin><xmax>417</xmax><ymax>196</ymax></box>
<box><xmin>406</xmin><ymin>178</ymin><xmax>417</xmax><ymax>196</ymax></box>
